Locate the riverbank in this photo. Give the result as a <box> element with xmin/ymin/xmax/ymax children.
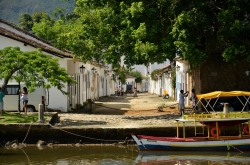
<box><xmin>0</xmin><ymin>93</ymin><xmax>238</xmax><ymax>146</ymax></box>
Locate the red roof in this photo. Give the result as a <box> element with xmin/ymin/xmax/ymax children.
<box><xmin>162</xmin><ymin>64</ymin><xmax>171</xmax><ymax>69</ymax></box>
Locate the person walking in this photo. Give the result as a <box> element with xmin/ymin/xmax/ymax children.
<box><xmin>0</xmin><ymin>87</ymin><xmax>5</xmax><ymax>116</ymax></box>
<box><xmin>190</xmin><ymin>89</ymin><xmax>198</xmax><ymax>113</ymax></box>
<box><xmin>133</xmin><ymin>87</ymin><xmax>138</xmax><ymax>97</ymax></box>
<box><xmin>20</xmin><ymin>87</ymin><xmax>28</xmax><ymax>115</ymax></box>
<box><xmin>179</xmin><ymin>90</ymin><xmax>189</xmax><ymax>115</ymax></box>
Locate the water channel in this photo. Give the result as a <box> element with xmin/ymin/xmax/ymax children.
<box><xmin>0</xmin><ymin>145</ymin><xmax>250</xmax><ymax>165</ymax></box>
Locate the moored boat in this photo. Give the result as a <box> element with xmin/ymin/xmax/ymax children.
<box><xmin>131</xmin><ymin>91</ymin><xmax>250</xmax><ymax>151</ymax></box>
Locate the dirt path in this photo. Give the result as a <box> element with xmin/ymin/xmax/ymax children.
<box><xmin>55</xmin><ymin>93</ymin><xmax>197</xmax><ymax>128</ymax></box>
<box><xmin>93</xmin><ymin>93</ymin><xmax>180</xmax><ymax>115</ymax></box>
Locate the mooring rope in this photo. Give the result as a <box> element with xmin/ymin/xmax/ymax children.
<box><xmin>22</xmin><ymin>121</ymin><xmax>33</xmax><ymax>144</ymax></box>
<box><xmin>49</xmin><ymin>123</ymin><xmax>134</xmax><ymax>143</ymax></box>
<box><xmin>219</xmin><ymin>138</ymin><xmax>243</xmax><ymax>153</ymax></box>
<box><xmin>20</xmin><ymin>148</ymin><xmax>31</xmax><ymax>164</ymax></box>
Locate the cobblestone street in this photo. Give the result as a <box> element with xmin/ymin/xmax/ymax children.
<box><xmin>55</xmin><ymin>93</ymin><xmax>199</xmax><ymax>128</ymax></box>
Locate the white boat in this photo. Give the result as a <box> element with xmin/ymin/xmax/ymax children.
<box><xmin>131</xmin><ymin>91</ymin><xmax>250</xmax><ymax>151</ymax></box>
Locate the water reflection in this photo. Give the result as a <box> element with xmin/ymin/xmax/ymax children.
<box><xmin>135</xmin><ymin>151</ymin><xmax>250</xmax><ymax>165</ymax></box>
<box><xmin>0</xmin><ymin>145</ymin><xmax>250</xmax><ymax>165</ymax></box>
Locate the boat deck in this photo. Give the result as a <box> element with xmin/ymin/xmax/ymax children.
<box><xmin>177</xmin><ymin>112</ymin><xmax>250</xmax><ymax>123</ymax></box>
<box><xmin>137</xmin><ymin>135</ymin><xmax>250</xmax><ymax>142</ymax></box>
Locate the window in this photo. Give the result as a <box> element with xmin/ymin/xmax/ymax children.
<box><xmin>5</xmin><ymin>85</ymin><xmax>19</xmax><ymax>95</ymax></box>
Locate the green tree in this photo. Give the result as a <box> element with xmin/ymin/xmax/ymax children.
<box><xmin>0</xmin><ymin>47</ymin><xmax>75</xmax><ymax>94</ymax></box>
<box><xmin>32</xmin><ymin>17</ymin><xmax>55</xmax><ymax>41</ymax></box>
<box><xmin>170</xmin><ymin>68</ymin><xmax>176</xmax><ymax>100</ymax></box>
<box><xmin>129</xmin><ymin>71</ymin><xmax>142</xmax><ymax>87</ymax></box>
<box><xmin>32</xmin><ymin>11</ymin><xmax>52</xmax><ymax>23</ymax></box>
<box><xmin>150</xmin><ymin>69</ymin><xmax>163</xmax><ymax>81</ymax></box>
<box><xmin>32</xmin><ymin>0</ymin><xmax>176</xmax><ymax>69</ymax></box>
<box><xmin>170</xmin><ymin>0</ymin><xmax>250</xmax><ymax>67</ymax></box>
<box><xmin>217</xmin><ymin>0</ymin><xmax>250</xmax><ymax>63</ymax></box>
<box><xmin>18</xmin><ymin>13</ymin><xmax>33</xmax><ymax>31</ymax></box>
<box><xmin>30</xmin><ymin>0</ymin><xmax>250</xmax><ymax>68</ymax></box>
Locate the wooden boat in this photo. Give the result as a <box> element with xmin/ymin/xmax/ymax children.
<box><xmin>131</xmin><ymin>91</ymin><xmax>250</xmax><ymax>151</ymax></box>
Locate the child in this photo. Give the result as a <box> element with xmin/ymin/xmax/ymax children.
<box><xmin>20</xmin><ymin>87</ymin><xmax>28</xmax><ymax>115</ymax></box>
<box><xmin>190</xmin><ymin>89</ymin><xmax>198</xmax><ymax>113</ymax></box>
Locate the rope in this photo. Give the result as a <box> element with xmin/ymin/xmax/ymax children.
<box><xmin>20</xmin><ymin>148</ymin><xmax>31</xmax><ymax>164</ymax></box>
<box><xmin>49</xmin><ymin>123</ymin><xmax>134</xmax><ymax>143</ymax></box>
<box><xmin>219</xmin><ymin>138</ymin><xmax>243</xmax><ymax>153</ymax></box>
<box><xmin>22</xmin><ymin>121</ymin><xmax>33</xmax><ymax>144</ymax></box>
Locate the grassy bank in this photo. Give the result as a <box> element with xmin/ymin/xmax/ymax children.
<box><xmin>0</xmin><ymin>111</ymin><xmax>47</xmax><ymax>123</ymax></box>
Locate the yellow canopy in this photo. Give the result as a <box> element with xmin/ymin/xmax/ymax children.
<box><xmin>196</xmin><ymin>91</ymin><xmax>250</xmax><ymax>100</ymax></box>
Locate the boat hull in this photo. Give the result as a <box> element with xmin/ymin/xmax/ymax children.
<box><xmin>131</xmin><ymin>134</ymin><xmax>250</xmax><ymax>151</ymax></box>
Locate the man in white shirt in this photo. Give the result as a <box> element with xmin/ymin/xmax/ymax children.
<box><xmin>179</xmin><ymin>90</ymin><xmax>189</xmax><ymax>115</ymax></box>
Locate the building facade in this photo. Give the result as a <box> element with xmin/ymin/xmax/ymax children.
<box><xmin>0</xmin><ymin>19</ymin><xmax>114</xmax><ymax>112</ymax></box>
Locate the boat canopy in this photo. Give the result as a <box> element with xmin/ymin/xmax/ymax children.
<box><xmin>196</xmin><ymin>91</ymin><xmax>250</xmax><ymax>100</ymax></box>
<box><xmin>194</xmin><ymin>91</ymin><xmax>250</xmax><ymax>113</ymax></box>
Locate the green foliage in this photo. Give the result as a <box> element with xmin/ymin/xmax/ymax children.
<box><xmin>18</xmin><ymin>11</ymin><xmax>56</xmax><ymax>34</ymax></box>
<box><xmin>32</xmin><ymin>12</ymin><xmax>52</xmax><ymax>23</ymax></box>
<box><xmin>32</xmin><ymin>15</ymin><xmax>55</xmax><ymax>41</ymax></box>
<box><xmin>150</xmin><ymin>69</ymin><xmax>163</xmax><ymax>81</ymax></box>
<box><xmin>18</xmin><ymin>13</ymin><xmax>33</xmax><ymax>31</ymax></box>
<box><xmin>113</xmin><ymin>66</ymin><xmax>131</xmax><ymax>84</ymax></box>
<box><xmin>29</xmin><ymin>0</ymin><xmax>176</xmax><ymax>68</ymax></box>
<box><xmin>170</xmin><ymin>69</ymin><xmax>176</xmax><ymax>90</ymax></box>
<box><xmin>0</xmin><ymin>47</ymin><xmax>76</xmax><ymax>94</ymax></box>
<box><xmin>8</xmin><ymin>0</ymin><xmax>250</xmax><ymax>67</ymax></box>
<box><xmin>129</xmin><ymin>71</ymin><xmax>142</xmax><ymax>83</ymax></box>
<box><xmin>170</xmin><ymin>0</ymin><xmax>250</xmax><ymax>66</ymax></box>
<box><xmin>0</xmin><ymin>0</ymin><xmax>74</xmax><ymax>24</ymax></box>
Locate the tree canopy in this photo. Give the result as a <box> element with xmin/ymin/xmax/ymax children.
<box><xmin>30</xmin><ymin>0</ymin><xmax>176</xmax><ymax>68</ymax></box>
<box><xmin>129</xmin><ymin>71</ymin><xmax>143</xmax><ymax>84</ymax></box>
<box><xmin>170</xmin><ymin>0</ymin><xmax>250</xmax><ymax>67</ymax></box>
<box><xmin>26</xmin><ymin>0</ymin><xmax>250</xmax><ymax>70</ymax></box>
<box><xmin>0</xmin><ymin>47</ymin><xmax>75</xmax><ymax>94</ymax></box>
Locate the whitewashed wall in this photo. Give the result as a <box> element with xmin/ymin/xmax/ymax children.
<box><xmin>0</xmin><ymin>21</ymin><xmax>113</xmax><ymax>112</ymax></box>
<box><xmin>176</xmin><ymin>61</ymin><xmax>190</xmax><ymax>105</ymax></box>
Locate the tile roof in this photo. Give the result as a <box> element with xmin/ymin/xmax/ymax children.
<box><xmin>126</xmin><ymin>75</ymin><xmax>135</xmax><ymax>78</ymax></box>
<box><xmin>162</xmin><ymin>64</ymin><xmax>171</xmax><ymax>69</ymax></box>
<box><xmin>0</xmin><ymin>19</ymin><xmax>73</xmax><ymax>58</ymax></box>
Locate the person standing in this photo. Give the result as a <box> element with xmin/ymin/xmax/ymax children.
<box><xmin>133</xmin><ymin>87</ymin><xmax>138</xmax><ymax>97</ymax></box>
<box><xmin>115</xmin><ymin>87</ymin><xmax>118</xmax><ymax>97</ymax></box>
<box><xmin>0</xmin><ymin>87</ymin><xmax>5</xmax><ymax>116</ymax></box>
<box><xmin>121</xmin><ymin>88</ymin><xmax>124</xmax><ymax>97</ymax></box>
<box><xmin>179</xmin><ymin>90</ymin><xmax>189</xmax><ymax>115</ymax></box>
<box><xmin>20</xmin><ymin>87</ymin><xmax>28</xmax><ymax>115</ymax></box>
<box><xmin>190</xmin><ymin>89</ymin><xmax>198</xmax><ymax>113</ymax></box>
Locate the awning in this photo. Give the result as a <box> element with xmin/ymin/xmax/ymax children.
<box><xmin>196</xmin><ymin>91</ymin><xmax>250</xmax><ymax>100</ymax></box>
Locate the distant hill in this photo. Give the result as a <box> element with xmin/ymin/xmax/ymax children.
<box><xmin>0</xmin><ymin>0</ymin><xmax>74</xmax><ymax>24</ymax></box>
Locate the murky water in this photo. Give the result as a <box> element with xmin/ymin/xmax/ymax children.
<box><xmin>0</xmin><ymin>145</ymin><xmax>250</xmax><ymax>165</ymax></box>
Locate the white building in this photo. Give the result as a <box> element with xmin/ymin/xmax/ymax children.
<box><xmin>120</xmin><ymin>56</ymin><xmax>171</xmax><ymax>93</ymax></box>
<box><xmin>0</xmin><ymin>19</ymin><xmax>114</xmax><ymax>112</ymax></box>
